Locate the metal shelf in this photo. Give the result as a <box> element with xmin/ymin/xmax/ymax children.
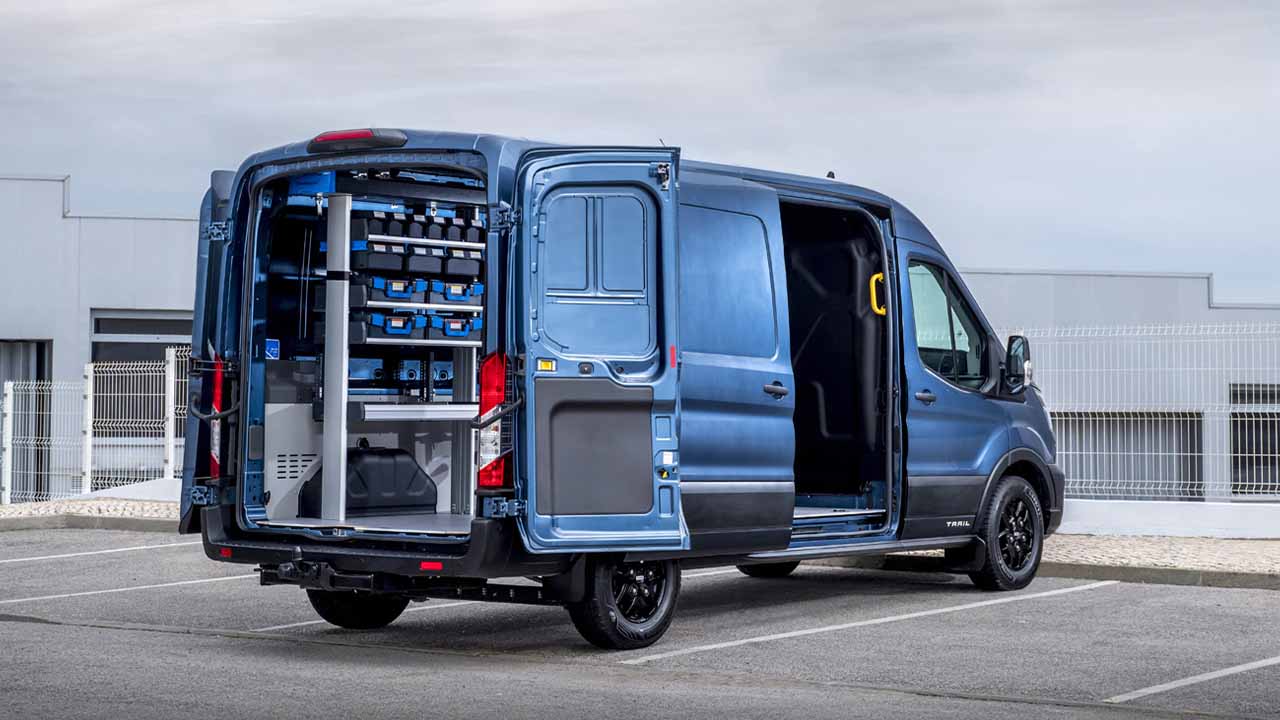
<box><xmin>367</xmin><ymin>233</ymin><xmax>485</xmax><ymax>251</ymax></box>
<box><xmin>361</xmin><ymin>338</ymin><xmax>481</xmax><ymax>348</ymax></box>
<box><xmin>357</xmin><ymin>402</ymin><xmax>478</xmax><ymax>422</ymax></box>
<box><xmin>364</xmin><ymin>300</ymin><xmax>482</xmax><ymax>314</ymax></box>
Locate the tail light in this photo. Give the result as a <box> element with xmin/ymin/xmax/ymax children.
<box><xmin>209</xmin><ymin>356</ymin><xmax>224</xmax><ymax>478</ymax></box>
<box><xmin>476</xmin><ymin>353</ymin><xmax>513</xmax><ymax>490</ymax></box>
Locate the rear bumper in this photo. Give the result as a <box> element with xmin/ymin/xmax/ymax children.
<box><xmin>199</xmin><ymin>506</ymin><xmax>571</xmax><ymax>579</ymax></box>
<box><xmin>1046</xmin><ymin>462</ymin><xmax>1066</xmax><ymax>535</ymax></box>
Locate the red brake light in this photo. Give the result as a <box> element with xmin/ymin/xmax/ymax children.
<box><xmin>314</xmin><ymin>128</ymin><xmax>374</xmax><ymax>143</ymax></box>
<box><xmin>219</xmin><ymin>547</ymin><xmax>232</xmax><ymax>558</ymax></box>
<box><xmin>477</xmin><ymin>454</ymin><xmax>509</xmax><ymax>488</ymax></box>
<box><xmin>479</xmin><ymin>353</ymin><xmax>507</xmax><ymax>416</ymax></box>
<box><xmin>419</xmin><ymin>561</ymin><xmax>443</xmax><ymax>572</ymax></box>
<box><xmin>306</xmin><ymin>128</ymin><xmax>408</xmax><ymax>154</ymax></box>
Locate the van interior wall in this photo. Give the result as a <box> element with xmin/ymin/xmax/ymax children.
<box><xmin>779</xmin><ymin>203</ymin><xmax>886</xmax><ymax>498</ymax></box>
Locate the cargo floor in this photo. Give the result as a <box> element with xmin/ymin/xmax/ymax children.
<box><xmin>259</xmin><ymin>513</ymin><xmax>472</xmax><ymax>535</ymax></box>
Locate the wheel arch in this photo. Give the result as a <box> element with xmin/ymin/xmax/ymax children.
<box><xmin>976</xmin><ymin>449</ymin><xmax>1053</xmax><ymax>529</ymax></box>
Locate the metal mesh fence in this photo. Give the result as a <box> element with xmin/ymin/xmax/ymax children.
<box><xmin>2</xmin><ymin>381</ymin><xmax>85</xmax><ymax>503</ymax></box>
<box><xmin>1</xmin><ymin>346</ymin><xmax>191</xmax><ymax>504</ymax></box>
<box><xmin>1007</xmin><ymin>324</ymin><xmax>1280</xmax><ymax>501</ymax></box>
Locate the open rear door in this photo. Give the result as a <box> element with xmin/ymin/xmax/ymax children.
<box><xmin>180</xmin><ymin>170</ymin><xmax>235</xmax><ymax>533</ymax></box>
<box><xmin>514</xmin><ymin>148</ymin><xmax>685</xmax><ymax>553</ymax></box>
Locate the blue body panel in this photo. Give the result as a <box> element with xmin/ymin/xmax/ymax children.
<box><xmin>192</xmin><ymin>129</ymin><xmax>1059</xmax><ymax>556</ymax></box>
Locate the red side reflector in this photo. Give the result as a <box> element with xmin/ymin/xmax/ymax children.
<box><xmin>670</xmin><ymin>344</ymin><xmax>677</xmax><ymax>367</ymax></box>
<box><xmin>219</xmin><ymin>547</ymin><xmax>232</xmax><ymax>558</ymax></box>
<box><xmin>313</xmin><ymin>128</ymin><xmax>375</xmax><ymax>143</ymax></box>
<box><xmin>420</xmin><ymin>561</ymin><xmax>443</xmax><ymax>572</ymax></box>
<box><xmin>477</xmin><ymin>454</ymin><xmax>508</xmax><ymax>488</ymax></box>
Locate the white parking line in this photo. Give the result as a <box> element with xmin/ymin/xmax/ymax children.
<box><xmin>1105</xmin><ymin>654</ymin><xmax>1280</xmax><ymax>704</ymax></box>
<box><xmin>621</xmin><ymin>580</ymin><xmax>1120</xmax><ymax>665</ymax></box>
<box><xmin>251</xmin><ymin>600</ymin><xmax>476</xmax><ymax>632</ymax></box>
<box><xmin>0</xmin><ymin>574</ymin><xmax>257</xmax><ymax>606</ymax></box>
<box><xmin>0</xmin><ymin>541</ymin><xmax>202</xmax><ymax>565</ymax></box>
<box><xmin>682</xmin><ymin>568</ymin><xmax>740</xmax><ymax>580</ymax></box>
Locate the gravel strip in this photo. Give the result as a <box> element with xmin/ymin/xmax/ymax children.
<box><xmin>0</xmin><ymin>499</ymin><xmax>179</xmax><ymax>520</ymax></box>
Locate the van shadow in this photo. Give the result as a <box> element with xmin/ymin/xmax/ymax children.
<box><xmin>279</xmin><ymin>566</ymin><xmax>981</xmax><ymax>657</ymax></box>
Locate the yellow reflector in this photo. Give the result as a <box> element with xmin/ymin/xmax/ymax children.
<box><xmin>537</xmin><ymin>358</ymin><xmax>557</xmax><ymax>372</ymax></box>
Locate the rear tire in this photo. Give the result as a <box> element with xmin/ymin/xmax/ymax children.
<box><xmin>566</xmin><ymin>557</ymin><xmax>680</xmax><ymax>650</ymax></box>
<box><xmin>306</xmin><ymin>589</ymin><xmax>409</xmax><ymax>630</ymax></box>
<box><xmin>736</xmin><ymin>561</ymin><xmax>801</xmax><ymax>578</ymax></box>
<box><xmin>968</xmin><ymin>475</ymin><xmax>1044</xmax><ymax>591</ymax></box>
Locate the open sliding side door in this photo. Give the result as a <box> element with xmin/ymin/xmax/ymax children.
<box><xmin>514</xmin><ymin>148</ymin><xmax>685</xmax><ymax>553</ymax></box>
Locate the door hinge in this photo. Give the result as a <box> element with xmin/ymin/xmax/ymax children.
<box><xmin>189</xmin><ymin>485</ymin><xmax>216</xmax><ymax>506</ymax></box>
<box><xmin>492</xmin><ymin>202</ymin><xmax>520</xmax><ymax>232</ymax></box>
<box><xmin>482</xmin><ymin>497</ymin><xmax>526</xmax><ymax>518</ymax></box>
<box><xmin>204</xmin><ymin>220</ymin><xmax>229</xmax><ymax>243</ymax></box>
<box><xmin>649</xmin><ymin>162</ymin><xmax>672</xmax><ymax>191</ymax></box>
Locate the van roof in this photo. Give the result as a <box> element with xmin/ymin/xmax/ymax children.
<box><xmin>236</xmin><ymin>129</ymin><xmax>941</xmax><ymax>250</ymax></box>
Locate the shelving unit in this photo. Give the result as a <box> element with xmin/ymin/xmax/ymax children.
<box><xmin>310</xmin><ymin>191</ymin><xmax>483</xmax><ymax>526</ymax></box>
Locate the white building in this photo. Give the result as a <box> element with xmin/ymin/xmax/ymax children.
<box><xmin>0</xmin><ymin>175</ymin><xmax>197</xmax><ymax>387</ymax></box>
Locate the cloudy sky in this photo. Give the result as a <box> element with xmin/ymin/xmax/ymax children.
<box><xmin>2</xmin><ymin>0</ymin><xmax>1277</xmax><ymax>301</ymax></box>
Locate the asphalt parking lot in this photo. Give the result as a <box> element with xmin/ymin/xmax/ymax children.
<box><xmin>1</xmin><ymin>528</ymin><xmax>1277</xmax><ymax>719</ymax></box>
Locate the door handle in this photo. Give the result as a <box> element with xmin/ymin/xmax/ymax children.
<box><xmin>914</xmin><ymin>390</ymin><xmax>937</xmax><ymax>404</ymax></box>
<box><xmin>763</xmin><ymin>382</ymin><xmax>790</xmax><ymax>398</ymax></box>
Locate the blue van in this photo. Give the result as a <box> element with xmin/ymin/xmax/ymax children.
<box><xmin>185</xmin><ymin>129</ymin><xmax>1063</xmax><ymax>649</ymax></box>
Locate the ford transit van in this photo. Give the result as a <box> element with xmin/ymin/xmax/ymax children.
<box><xmin>184</xmin><ymin>129</ymin><xmax>1063</xmax><ymax>649</ymax></box>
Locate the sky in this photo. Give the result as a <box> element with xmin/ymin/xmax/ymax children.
<box><xmin>1</xmin><ymin>0</ymin><xmax>1277</xmax><ymax>302</ymax></box>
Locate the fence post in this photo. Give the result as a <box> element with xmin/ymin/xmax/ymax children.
<box><xmin>1</xmin><ymin>381</ymin><xmax>13</xmax><ymax>505</ymax></box>
<box><xmin>163</xmin><ymin>347</ymin><xmax>177</xmax><ymax>483</ymax></box>
<box><xmin>81</xmin><ymin>364</ymin><xmax>94</xmax><ymax>495</ymax></box>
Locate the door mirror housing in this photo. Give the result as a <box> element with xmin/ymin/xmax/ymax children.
<box><xmin>1003</xmin><ymin>335</ymin><xmax>1032</xmax><ymax>394</ymax></box>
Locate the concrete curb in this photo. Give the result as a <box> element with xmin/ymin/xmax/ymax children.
<box><xmin>811</xmin><ymin>555</ymin><xmax>1280</xmax><ymax>591</ymax></box>
<box><xmin>0</xmin><ymin>514</ymin><xmax>177</xmax><ymax>534</ymax></box>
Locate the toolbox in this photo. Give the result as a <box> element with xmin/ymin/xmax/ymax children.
<box><xmin>348</xmin><ymin>311</ymin><xmax>428</xmax><ymax>343</ymax></box>
<box><xmin>427</xmin><ymin>280</ymin><xmax>484</xmax><ymax>307</ymax></box>
<box><xmin>427</xmin><ymin>314</ymin><xmax>483</xmax><ymax>341</ymax></box>
<box><xmin>352</xmin><ymin>276</ymin><xmax>428</xmax><ymax>305</ymax></box>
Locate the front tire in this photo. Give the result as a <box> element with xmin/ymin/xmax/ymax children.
<box><xmin>306</xmin><ymin>589</ymin><xmax>409</xmax><ymax>630</ymax></box>
<box><xmin>566</xmin><ymin>557</ymin><xmax>680</xmax><ymax>650</ymax></box>
<box><xmin>968</xmin><ymin>475</ymin><xmax>1044</xmax><ymax>591</ymax></box>
<box><xmin>736</xmin><ymin>561</ymin><xmax>801</xmax><ymax>578</ymax></box>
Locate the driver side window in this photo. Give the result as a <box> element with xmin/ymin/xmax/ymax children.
<box><xmin>908</xmin><ymin>261</ymin><xmax>988</xmax><ymax>390</ymax></box>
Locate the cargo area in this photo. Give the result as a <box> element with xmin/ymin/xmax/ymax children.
<box><xmin>779</xmin><ymin>202</ymin><xmax>891</xmax><ymax>527</ymax></box>
<box><xmin>242</xmin><ymin>161</ymin><xmax>489</xmax><ymax>537</ymax></box>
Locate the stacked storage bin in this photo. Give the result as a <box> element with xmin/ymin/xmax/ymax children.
<box><xmin>345</xmin><ymin>203</ymin><xmax>487</xmax><ymax>346</ymax></box>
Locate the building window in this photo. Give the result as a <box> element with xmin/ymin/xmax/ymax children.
<box><xmin>90</xmin><ymin>310</ymin><xmax>193</xmax><ymax>363</ymax></box>
<box><xmin>1230</xmin><ymin>413</ymin><xmax>1280</xmax><ymax>497</ymax></box>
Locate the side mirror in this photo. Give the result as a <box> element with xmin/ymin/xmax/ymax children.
<box><xmin>1004</xmin><ymin>335</ymin><xmax>1032</xmax><ymax>394</ymax></box>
